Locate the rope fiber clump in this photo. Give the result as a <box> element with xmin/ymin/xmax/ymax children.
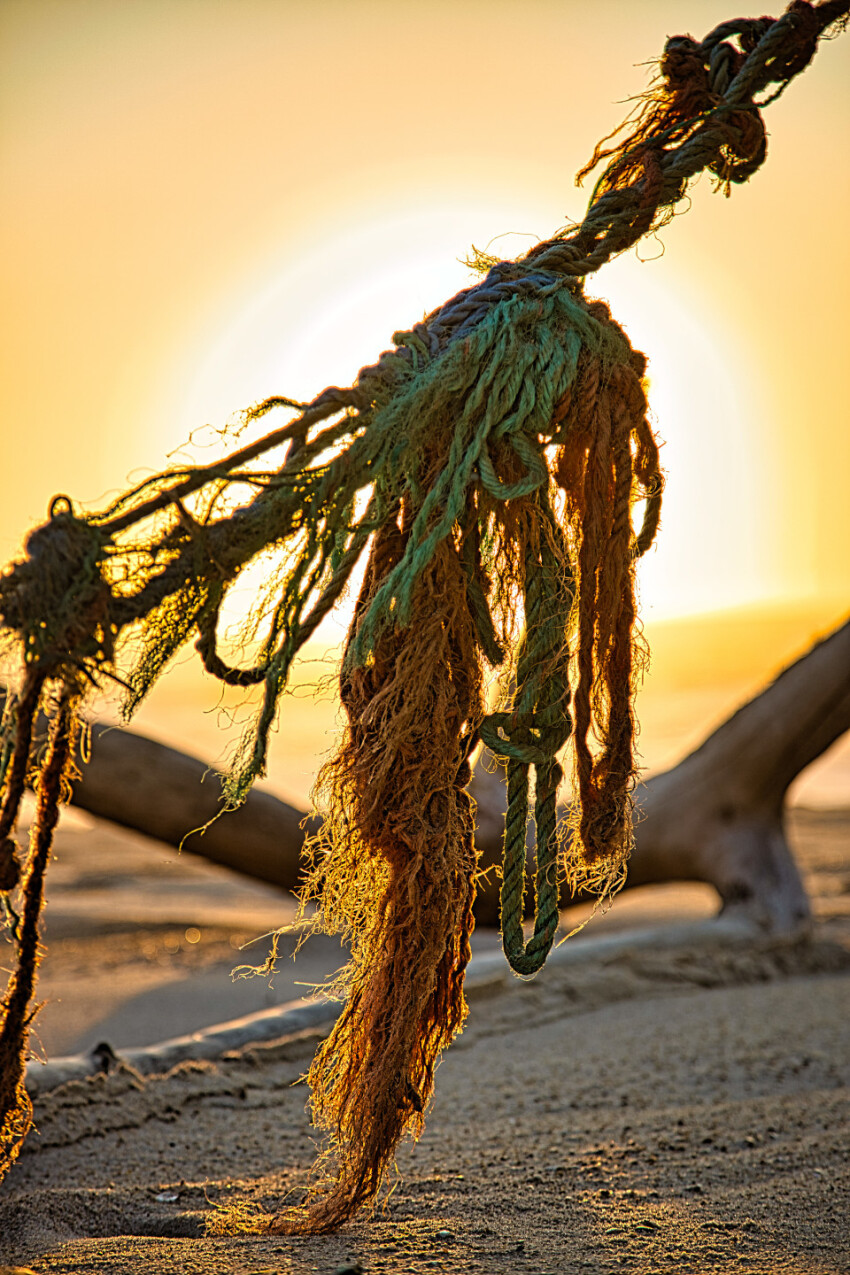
<box><xmin>0</xmin><ymin>0</ymin><xmax>846</xmax><ymax>1229</ymax></box>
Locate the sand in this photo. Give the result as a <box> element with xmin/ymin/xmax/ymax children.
<box><xmin>0</xmin><ymin>806</ymin><xmax>848</xmax><ymax>1274</ymax></box>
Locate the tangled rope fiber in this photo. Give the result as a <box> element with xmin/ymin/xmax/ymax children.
<box><xmin>0</xmin><ymin>0</ymin><xmax>846</xmax><ymax>1231</ymax></box>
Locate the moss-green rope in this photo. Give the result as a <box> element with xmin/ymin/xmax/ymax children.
<box><xmin>481</xmin><ymin>495</ymin><xmax>575</xmax><ymax>975</ymax></box>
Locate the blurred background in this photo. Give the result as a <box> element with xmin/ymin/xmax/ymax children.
<box><xmin>1</xmin><ymin>0</ymin><xmax>848</xmax><ymax>1055</ymax></box>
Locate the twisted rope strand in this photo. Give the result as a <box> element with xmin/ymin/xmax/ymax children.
<box><xmin>0</xmin><ymin>687</ymin><xmax>77</xmax><ymax>1179</ymax></box>
<box><xmin>528</xmin><ymin>0</ymin><xmax>848</xmax><ymax>278</ymax></box>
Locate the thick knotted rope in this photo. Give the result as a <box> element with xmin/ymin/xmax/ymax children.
<box><xmin>0</xmin><ymin>0</ymin><xmax>846</xmax><ymax>1230</ymax></box>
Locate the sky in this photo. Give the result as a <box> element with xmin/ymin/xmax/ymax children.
<box><xmin>1</xmin><ymin>0</ymin><xmax>848</xmax><ymax>622</ymax></box>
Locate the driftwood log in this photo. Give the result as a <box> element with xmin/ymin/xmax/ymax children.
<box><xmin>43</xmin><ymin>615</ymin><xmax>850</xmax><ymax>933</ymax></box>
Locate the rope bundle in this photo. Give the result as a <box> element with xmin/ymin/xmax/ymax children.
<box><xmin>0</xmin><ymin>0</ymin><xmax>845</xmax><ymax>1228</ymax></box>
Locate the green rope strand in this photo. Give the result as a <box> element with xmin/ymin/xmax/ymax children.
<box><xmin>480</xmin><ymin>493</ymin><xmax>575</xmax><ymax>976</ymax></box>
<box><xmin>499</xmin><ymin>756</ymin><xmax>563</xmax><ymax>976</ymax></box>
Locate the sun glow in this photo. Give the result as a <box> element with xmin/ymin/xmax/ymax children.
<box><xmin>139</xmin><ymin>197</ymin><xmax>774</xmax><ymax>635</ymax></box>
<box><xmin>115</xmin><ymin>212</ymin><xmax>844</xmax><ymax>807</ymax></box>
<box><xmin>596</xmin><ymin>259</ymin><xmax>776</xmax><ymax>619</ymax></box>
<box><xmin>0</xmin><ymin>0</ymin><xmax>843</xmax><ymax>813</ymax></box>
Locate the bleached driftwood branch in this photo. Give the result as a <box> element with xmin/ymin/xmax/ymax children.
<box><xmin>21</xmin><ymin>615</ymin><xmax>849</xmax><ymax>934</ymax></box>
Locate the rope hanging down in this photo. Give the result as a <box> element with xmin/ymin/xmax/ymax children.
<box><xmin>0</xmin><ymin>0</ymin><xmax>846</xmax><ymax>1232</ymax></box>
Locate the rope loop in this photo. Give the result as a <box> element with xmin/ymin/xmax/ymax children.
<box><xmin>499</xmin><ymin>755</ymin><xmax>563</xmax><ymax>976</ymax></box>
<box><xmin>48</xmin><ymin>494</ymin><xmax>74</xmax><ymax>519</ymax></box>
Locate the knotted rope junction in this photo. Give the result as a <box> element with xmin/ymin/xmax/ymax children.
<box><xmin>0</xmin><ymin>0</ymin><xmax>846</xmax><ymax>1233</ymax></box>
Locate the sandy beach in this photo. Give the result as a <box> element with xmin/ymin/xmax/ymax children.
<box><xmin>0</xmin><ymin>799</ymin><xmax>847</xmax><ymax>1275</ymax></box>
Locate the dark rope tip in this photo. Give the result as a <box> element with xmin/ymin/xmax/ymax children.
<box><xmin>48</xmin><ymin>494</ymin><xmax>74</xmax><ymax>519</ymax></box>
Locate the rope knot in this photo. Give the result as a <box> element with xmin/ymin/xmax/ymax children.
<box><xmin>479</xmin><ymin>712</ymin><xmax>559</xmax><ymax>768</ymax></box>
<box><xmin>777</xmin><ymin>2</ymin><xmax>825</xmax><ymax>76</ymax></box>
<box><xmin>0</xmin><ymin>502</ymin><xmax>113</xmax><ymax>676</ymax></box>
<box><xmin>662</xmin><ymin>37</ymin><xmax>714</xmax><ymax>91</ymax></box>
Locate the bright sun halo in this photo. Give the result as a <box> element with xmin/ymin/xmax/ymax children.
<box><xmin>148</xmin><ymin>197</ymin><xmax>769</xmax><ymax>630</ymax></box>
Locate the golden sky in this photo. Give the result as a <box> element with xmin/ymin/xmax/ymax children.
<box><xmin>2</xmin><ymin>0</ymin><xmax>848</xmax><ymax>626</ymax></box>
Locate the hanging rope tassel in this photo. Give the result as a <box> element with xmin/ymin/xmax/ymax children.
<box><xmin>261</xmin><ymin>295</ymin><xmax>660</xmax><ymax>1233</ymax></box>
<box><xmin>265</xmin><ymin>521</ymin><xmax>480</xmax><ymax>1233</ymax></box>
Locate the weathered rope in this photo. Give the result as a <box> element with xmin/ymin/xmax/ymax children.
<box><xmin>0</xmin><ymin>0</ymin><xmax>846</xmax><ymax>1231</ymax></box>
<box><xmin>525</xmin><ymin>0</ymin><xmax>849</xmax><ymax>277</ymax></box>
<box><xmin>0</xmin><ymin>682</ymin><xmax>77</xmax><ymax>1177</ymax></box>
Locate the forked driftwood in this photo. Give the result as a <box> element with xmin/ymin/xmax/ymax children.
<box><xmin>52</xmin><ymin>615</ymin><xmax>850</xmax><ymax>934</ymax></box>
<box><xmin>619</xmin><ymin>613</ymin><xmax>850</xmax><ymax>932</ymax></box>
